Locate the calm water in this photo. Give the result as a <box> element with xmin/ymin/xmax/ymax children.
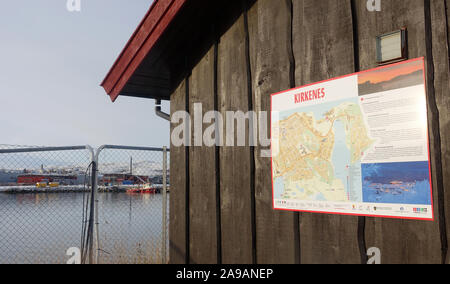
<box><xmin>0</xmin><ymin>192</ymin><xmax>168</xmax><ymax>264</ymax></box>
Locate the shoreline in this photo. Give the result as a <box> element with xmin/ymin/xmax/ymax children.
<box><xmin>0</xmin><ymin>184</ymin><xmax>168</xmax><ymax>194</ymax></box>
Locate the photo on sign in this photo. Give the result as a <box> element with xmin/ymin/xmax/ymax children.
<box><xmin>358</xmin><ymin>59</ymin><xmax>424</xmax><ymax>96</ymax></box>
<box><xmin>361</xmin><ymin>161</ymin><xmax>432</xmax><ymax>205</ymax></box>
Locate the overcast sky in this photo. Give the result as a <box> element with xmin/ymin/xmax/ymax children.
<box><xmin>0</xmin><ymin>0</ymin><xmax>170</xmax><ymax>148</ymax></box>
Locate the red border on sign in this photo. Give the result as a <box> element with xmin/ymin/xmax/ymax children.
<box><xmin>270</xmin><ymin>57</ymin><xmax>435</xmax><ymax>221</ymax></box>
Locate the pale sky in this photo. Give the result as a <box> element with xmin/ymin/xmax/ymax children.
<box><xmin>0</xmin><ymin>0</ymin><xmax>171</xmax><ymax>148</ymax></box>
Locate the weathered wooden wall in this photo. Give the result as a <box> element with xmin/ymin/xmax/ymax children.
<box><xmin>218</xmin><ymin>13</ymin><xmax>254</xmax><ymax>264</ymax></box>
<box><xmin>169</xmin><ymin>80</ymin><xmax>187</xmax><ymax>264</ymax></box>
<box><xmin>431</xmin><ymin>0</ymin><xmax>450</xmax><ymax>265</ymax></box>
<box><xmin>169</xmin><ymin>0</ymin><xmax>450</xmax><ymax>264</ymax></box>
<box><xmin>188</xmin><ymin>46</ymin><xmax>219</xmax><ymax>264</ymax></box>
<box><xmin>292</xmin><ymin>0</ymin><xmax>361</xmax><ymax>264</ymax></box>
<box><xmin>248</xmin><ymin>0</ymin><xmax>300</xmax><ymax>264</ymax></box>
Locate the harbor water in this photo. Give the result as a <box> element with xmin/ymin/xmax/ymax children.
<box><xmin>0</xmin><ymin>192</ymin><xmax>168</xmax><ymax>264</ymax></box>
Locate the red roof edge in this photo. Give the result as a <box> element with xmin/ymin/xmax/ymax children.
<box><xmin>100</xmin><ymin>0</ymin><xmax>160</xmax><ymax>88</ymax></box>
<box><xmin>101</xmin><ymin>0</ymin><xmax>188</xmax><ymax>102</ymax></box>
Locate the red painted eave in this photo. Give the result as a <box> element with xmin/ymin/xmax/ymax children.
<box><xmin>101</xmin><ymin>0</ymin><xmax>188</xmax><ymax>102</ymax></box>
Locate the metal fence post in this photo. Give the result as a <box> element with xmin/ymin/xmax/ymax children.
<box><xmin>92</xmin><ymin>158</ymin><xmax>98</xmax><ymax>264</ymax></box>
<box><xmin>93</xmin><ymin>146</ymin><xmax>105</xmax><ymax>264</ymax></box>
<box><xmin>162</xmin><ymin>146</ymin><xmax>168</xmax><ymax>264</ymax></box>
<box><xmin>85</xmin><ymin>145</ymin><xmax>98</xmax><ymax>265</ymax></box>
<box><xmin>88</xmin><ymin>159</ymin><xmax>97</xmax><ymax>264</ymax></box>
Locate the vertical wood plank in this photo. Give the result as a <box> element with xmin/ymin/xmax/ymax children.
<box><xmin>218</xmin><ymin>14</ymin><xmax>254</xmax><ymax>264</ymax></box>
<box><xmin>291</xmin><ymin>0</ymin><xmax>361</xmax><ymax>264</ymax></box>
<box><xmin>445</xmin><ymin>0</ymin><xmax>450</xmax><ymax>264</ymax></box>
<box><xmin>248</xmin><ymin>0</ymin><xmax>298</xmax><ymax>264</ymax></box>
<box><xmin>189</xmin><ymin>46</ymin><xmax>218</xmax><ymax>264</ymax></box>
<box><xmin>355</xmin><ymin>0</ymin><xmax>443</xmax><ymax>264</ymax></box>
<box><xmin>169</xmin><ymin>80</ymin><xmax>187</xmax><ymax>264</ymax></box>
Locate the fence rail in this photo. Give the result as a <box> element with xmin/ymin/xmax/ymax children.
<box><xmin>0</xmin><ymin>145</ymin><xmax>169</xmax><ymax>264</ymax></box>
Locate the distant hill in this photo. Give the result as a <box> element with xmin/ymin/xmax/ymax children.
<box><xmin>358</xmin><ymin>70</ymin><xmax>423</xmax><ymax>96</ymax></box>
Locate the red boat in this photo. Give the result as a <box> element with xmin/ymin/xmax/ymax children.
<box><xmin>126</xmin><ymin>183</ymin><xmax>156</xmax><ymax>194</ymax></box>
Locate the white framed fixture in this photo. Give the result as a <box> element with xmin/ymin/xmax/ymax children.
<box><xmin>376</xmin><ymin>28</ymin><xmax>407</xmax><ymax>65</ymax></box>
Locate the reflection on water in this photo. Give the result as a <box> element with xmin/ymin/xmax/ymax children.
<box><xmin>0</xmin><ymin>192</ymin><xmax>167</xmax><ymax>264</ymax></box>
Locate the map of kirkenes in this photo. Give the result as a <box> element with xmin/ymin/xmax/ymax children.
<box><xmin>273</xmin><ymin>98</ymin><xmax>374</xmax><ymax>202</ymax></box>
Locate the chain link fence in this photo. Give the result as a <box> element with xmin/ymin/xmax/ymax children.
<box><xmin>0</xmin><ymin>145</ymin><xmax>169</xmax><ymax>264</ymax></box>
<box><xmin>96</xmin><ymin>146</ymin><xmax>169</xmax><ymax>264</ymax></box>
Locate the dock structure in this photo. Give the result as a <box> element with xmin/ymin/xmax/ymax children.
<box><xmin>0</xmin><ymin>184</ymin><xmax>167</xmax><ymax>194</ymax></box>
<box><xmin>0</xmin><ymin>185</ymin><xmax>88</xmax><ymax>194</ymax></box>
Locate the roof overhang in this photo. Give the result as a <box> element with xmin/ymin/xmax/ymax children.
<box><xmin>101</xmin><ymin>0</ymin><xmax>254</xmax><ymax>103</ymax></box>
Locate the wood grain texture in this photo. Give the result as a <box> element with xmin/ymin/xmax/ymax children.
<box><xmin>445</xmin><ymin>0</ymin><xmax>450</xmax><ymax>265</ymax></box>
<box><xmin>429</xmin><ymin>0</ymin><xmax>450</xmax><ymax>264</ymax></box>
<box><xmin>188</xmin><ymin>46</ymin><xmax>218</xmax><ymax>264</ymax></box>
<box><xmin>291</xmin><ymin>0</ymin><xmax>360</xmax><ymax>264</ymax></box>
<box><xmin>217</xmin><ymin>14</ymin><xmax>254</xmax><ymax>264</ymax></box>
<box><xmin>167</xmin><ymin>0</ymin><xmax>450</xmax><ymax>264</ymax></box>
<box><xmin>248</xmin><ymin>0</ymin><xmax>299</xmax><ymax>264</ymax></box>
<box><xmin>169</xmin><ymin>80</ymin><xmax>187</xmax><ymax>264</ymax></box>
<box><xmin>355</xmin><ymin>0</ymin><xmax>442</xmax><ymax>264</ymax></box>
